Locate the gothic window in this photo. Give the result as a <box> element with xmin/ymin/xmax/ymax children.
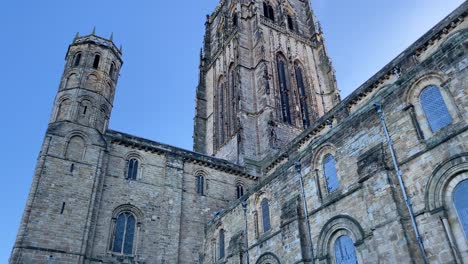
<box><xmin>111</xmin><ymin>212</ymin><xmax>136</xmax><ymax>255</ymax></box>
<box><xmin>93</xmin><ymin>55</ymin><xmax>101</xmax><ymax>69</ymax></box>
<box><xmin>334</xmin><ymin>236</ymin><xmax>357</xmax><ymax>264</ymax></box>
<box><xmin>196</xmin><ymin>175</ymin><xmax>205</xmax><ymax>195</ymax></box>
<box><xmin>220</xmin><ymin>81</ymin><xmax>225</xmax><ymax>145</ymax></box>
<box><xmin>73</xmin><ymin>53</ymin><xmax>82</xmax><ymax>67</ymax></box>
<box><xmin>219</xmin><ymin>229</ymin><xmax>225</xmax><ymax>259</ymax></box>
<box><xmin>66</xmin><ymin>136</ymin><xmax>85</xmax><ymax>161</ymax></box>
<box><xmin>295</xmin><ymin>64</ymin><xmax>310</xmax><ymax>128</ymax></box>
<box><xmin>126</xmin><ymin>158</ymin><xmax>139</xmax><ymax>180</ymax></box>
<box><xmin>263</xmin><ymin>2</ymin><xmax>275</xmax><ymax>21</ymax></box>
<box><xmin>419</xmin><ymin>85</ymin><xmax>452</xmax><ymax>132</ymax></box>
<box><xmin>229</xmin><ymin>65</ymin><xmax>237</xmax><ymax>136</ymax></box>
<box><xmin>287</xmin><ymin>15</ymin><xmax>294</xmax><ymax>31</ymax></box>
<box><xmin>454</xmin><ymin>180</ymin><xmax>468</xmax><ymax>239</ymax></box>
<box><xmin>277</xmin><ymin>55</ymin><xmax>292</xmax><ymax>124</ymax></box>
<box><xmin>236</xmin><ymin>184</ymin><xmax>244</xmax><ymax>199</ymax></box>
<box><xmin>261</xmin><ymin>198</ymin><xmax>271</xmax><ymax>232</ymax></box>
<box><xmin>323</xmin><ymin>154</ymin><xmax>339</xmax><ymax>192</ymax></box>
<box><xmin>217</xmin><ymin>75</ymin><xmax>233</xmax><ymax>147</ymax></box>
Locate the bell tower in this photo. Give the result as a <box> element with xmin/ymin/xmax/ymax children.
<box><xmin>52</xmin><ymin>31</ymin><xmax>123</xmax><ymax>132</ymax></box>
<box><xmin>10</xmin><ymin>32</ymin><xmax>123</xmax><ymax>263</ymax></box>
<box><xmin>193</xmin><ymin>0</ymin><xmax>339</xmax><ymax>168</ymax></box>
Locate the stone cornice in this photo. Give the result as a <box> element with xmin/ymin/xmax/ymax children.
<box><xmin>106</xmin><ymin>130</ymin><xmax>257</xmax><ymax>180</ymax></box>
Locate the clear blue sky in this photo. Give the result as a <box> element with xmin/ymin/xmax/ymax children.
<box><xmin>0</xmin><ymin>0</ymin><xmax>464</xmax><ymax>262</ymax></box>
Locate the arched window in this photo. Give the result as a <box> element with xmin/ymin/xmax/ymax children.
<box><xmin>111</xmin><ymin>212</ymin><xmax>136</xmax><ymax>255</ymax></box>
<box><xmin>236</xmin><ymin>184</ymin><xmax>244</xmax><ymax>199</ymax></box>
<box><xmin>263</xmin><ymin>2</ymin><xmax>275</xmax><ymax>21</ymax></box>
<box><xmin>419</xmin><ymin>85</ymin><xmax>452</xmax><ymax>132</ymax></box>
<box><xmin>323</xmin><ymin>154</ymin><xmax>339</xmax><ymax>192</ymax></box>
<box><xmin>126</xmin><ymin>158</ymin><xmax>139</xmax><ymax>180</ymax></box>
<box><xmin>334</xmin><ymin>236</ymin><xmax>357</xmax><ymax>264</ymax></box>
<box><xmin>287</xmin><ymin>15</ymin><xmax>294</xmax><ymax>31</ymax></box>
<box><xmin>218</xmin><ymin>76</ymin><xmax>231</xmax><ymax>146</ymax></box>
<box><xmin>65</xmin><ymin>73</ymin><xmax>79</xmax><ymax>89</ymax></box>
<box><xmin>219</xmin><ymin>229</ymin><xmax>225</xmax><ymax>259</ymax></box>
<box><xmin>454</xmin><ymin>180</ymin><xmax>468</xmax><ymax>239</ymax></box>
<box><xmin>66</xmin><ymin>136</ymin><xmax>85</xmax><ymax>161</ymax></box>
<box><xmin>233</xmin><ymin>13</ymin><xmax>238</xmax><ymax>27</ymax></box>
<box><xmin>277</xmin><ymin>55</ymin><xmax>292</xmax><ymax>124</ymax></box>
<box><xmin>196</xmin><ymin>175</ymin><xmax>205</xmax><ymax>195</ymax></box>
<box><xmin>295</xmin><ymin>64</ymin><xmax>310</xmax><ymax>128</ymax></box>
<box><xmin>73</xmin><ymin>53</ymin><xmax>82</xmax><ymax>67</ymax></box>
<box><xmin>56</xmin><ymin>99</ymin><xmax>71</xmax><ymax>121</ymax></box>
<box><xmin>228</xmin><ymin>65</ymin><xmax>237</xmax><ymax>137</ymax></box>
<box><xmin>93</xmin><ymin>55</ymin><xmax>101</xmax><ymax>69</ymax></box>
<box><xmin>110</xmin><ymin>62</ymin><xmax>117</xmax><ymax>80</ymax></box>
<box><xmin>261</xmin><ymin>198</ymin><xmax>271</xmax><ymax>232</ymax></box>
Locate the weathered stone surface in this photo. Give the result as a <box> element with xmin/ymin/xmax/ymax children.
<box><xmin>10</xmin><ymin>1</ymin><xmax>468</xmax><ymax>264</ymax></box>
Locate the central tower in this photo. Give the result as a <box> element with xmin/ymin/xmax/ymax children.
<box><xmin>193</xmin><ymin>0</ymin><xmax>340</xmax><ymax>167</ymax></box>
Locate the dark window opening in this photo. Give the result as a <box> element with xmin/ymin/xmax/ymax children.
<box><xmin>287</xmin><ymin>15</ymin><xmax>294</xmax><ymax>31</ymax></box>
<box><xmin>263</xmin><ymin>2</ymin><xmax>275</xmax><ymax>21</ymax></box>
<box><xmin>219</xmin><ymin>82</ymin><xmax>225</xmax><ymax>144</ymax></box>
<box><xmin>236</xmin><ymin>185</ymin><xmax>244</xmax><ymax>199</ymax></box>
<box><xmin>110</xmin><ymin>63</ymin><xmax>117</xmax><ymax>80</ymax></box>
<box><xmin>73</xmin><ymin>53</ymin><xmax>82</xmax><ymax>67</ymax></box>
<box><xmin>93</xmin><ymin>55</ymin><xmax>101</xmax><ymax>69</ymax></box>
<box><xmin>127</xmin><ymin>159</ymin><xmax>139</xmax><ymax>180</ymax></box>
<box><xmin>295</xmin><ymin>66</ymin><xmax>310</xmax><ymax>128</ymax></box>
<box><xmin>196</xmin><ymin>175</ymin><xmax>205</xmax><ymax>195</ymax></box>
<box><xmin>70</xmin><ymin>163</ymin><xmax>75</xmax><ymax>173</ymax></box>
<box><xmin>60</xmin><ymin>202</ymin><xmax>66</xmax><ymax>214</ymax></box>
<box><xmin>111</xmin><ymin>212</ymin><xmax>136</xmax><ymax>255</ymax></box>
<box><xmin>277</xmin><ymin>56</ymin><xmax>292</xmax><ymax>124</ymax></box>
<box><xmin>219</xmin><ymin>229</ymin><xmax>225</xmax><ymax>259</ymax></box>
<box><xmin>83</xmin><ymin>106</ymin><xmax>88</xmax><ymax>115</ymax></box>
<box><xmin>233</xmin><ymin>13</ymin><xmax>238</xmax><ymax>27</ymax></box>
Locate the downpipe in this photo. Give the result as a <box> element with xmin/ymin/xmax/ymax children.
<box><xmin>294</xmin><ymin>162</ymin><xmax>315</xmax><ymax>264</ymax></box>
<box><xmin>373</xmin><ymin>103</ymin><xmax>429</xmax><ymax>264</ymax></box>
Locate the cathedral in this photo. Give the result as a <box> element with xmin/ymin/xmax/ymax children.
<box><xmin>10</xmin><ymin>0</ymin><xmax>468</xmax><ymax>263</ymax></box>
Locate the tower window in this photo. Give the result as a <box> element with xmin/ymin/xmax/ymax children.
<box><xmin>196</xmin><ymin>175</ymin><xmax>205</xmax><ymax>195</ymax></box>
<box><xmin>263</xmin><ymin>2</ymin><xmax>275</xmax><ymax>21</ymax></box>
<box><xmin>261</xmin><ymin>198</ymin><xmax>271</xmax><ymax>232</ymax></box>
<box><xmin>219</xmin><ymin>229</ymin><xmax>225</xmax><ymax>259</ymax></box>
<box><xmin>419</xmin><ymin>85</ymin><xmax>452</xmax><ymax>132</ymax></box>
<box><xmin>236</xmin><ymin>184</ymin><xmax>244</xmax><ymax>199</ymax></box>
<box><xmin>110</xmin><ymin>62</ymin><xmax>117</xmax><ymax>80</ymax></box>
<box><xmin>233</xmin><ymin>13</ymin><xmax>238</xmax><ymax>27</ymax></box>
<box><xmin>126</xmin><ymin>158</ymin><xmax>139</xmax><ymax>180</ymax></box>
<box><xmin>323</xmin><ymin>154</ymin><xmax>339</xmax><ymax>192</ymax></box>
<box><xmin>454</xmin><ymin>180</ymin><xmax>468</xmax><ymax>239</ymax></box>
<box><xmin>334</xmin><ymin>235</ymin><xmax>357</xmax><ymax>264</ymax></box>
<box><xmin>93</xmin><ymin>55</ymin><xmax>101</xmax><ymax>69</ymax></box>
<box><xmin>277</xmin><ymin>55</ymin><xmax>292</xmax><ymax>124</ymax></box>
<box><xmin>287</xmin><ymin>15</ymin><xmax>294</xmax><ymax>31</ymax></box>
<box><xmin>111</xmin><ymin>212</ymin><xmax>136</xmax><ymax>255</ymax></box>
<box><xmin>295</xmin><ymin>65</ymin><xmax>310</xmax><ymax>128</ymax></box>
<box><xmin>73</xmin><ymin>53</ymin><xmax>82</xmax><ymax>67</ymax></box>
